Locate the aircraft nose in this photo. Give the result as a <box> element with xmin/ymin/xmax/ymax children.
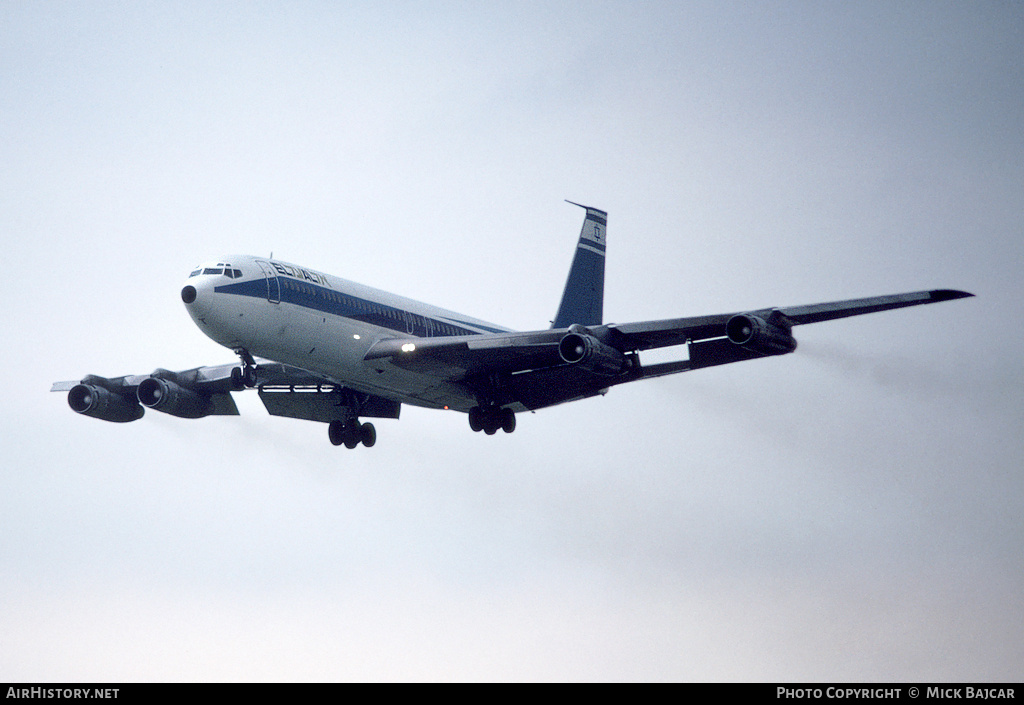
<box><xmin>181</xmin><ymin>276</ymin><xmax>216</xmax><ymax>310</ymax></box>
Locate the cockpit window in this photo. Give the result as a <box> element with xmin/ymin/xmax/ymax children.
<box><xmin>191</xmin><ymin>264</ymin><xmax>241</xmax><ymax>278</ymax></box>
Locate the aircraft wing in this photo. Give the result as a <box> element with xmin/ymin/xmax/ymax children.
<box><xmin>52</xmin><ymin>359</ymin><xmax>400</xmax><ymax>424</ymax></box>
<box><xmin>51</xmin><ymin>364</ymin><xmax>243</xmax><ymax>422</ymax></box>
<box><xmin>363</xmin><ymin>289</ymin><xmax>973</xmax><ymax>382</ymax></box>
<box><xmin>598</xmin><ymin>289</ymin><xmax>973</xmax><ymax>351</ymax></box>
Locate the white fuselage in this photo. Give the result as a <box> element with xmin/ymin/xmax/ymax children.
<box><xmin>183</xmin><ymin>255</ymin><xmax>512</xmax><ymax>411</ymax></box>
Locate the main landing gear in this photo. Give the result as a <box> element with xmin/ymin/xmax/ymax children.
<box><xmin>468</xmin><ymin>406</ymin><xmax>516</xmax><ymax>435</ymax></box>
<box><xmin>328</xmin><ymin>418</ymin><xmax>376</xmax><ymax>449</ymax></box>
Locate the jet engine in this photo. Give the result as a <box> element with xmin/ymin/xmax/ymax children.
<box><xmin>67</xmin><ymin>383</ymin><xmax>144</xmax><ymax>423</ymax></box>
<box><xmin>136</xmin><ymin>377</ymin><xmax>215</xmax><ymax>419</ymax></box>
<box><xmin>726</xmin><ymin>314</ymin><xmax>798</xmax><ymax>356</ymax></box>
<box><xmin>558</xmin><ymin>331</ymin><xmax>626</xmax><ymax>375</ymax></box>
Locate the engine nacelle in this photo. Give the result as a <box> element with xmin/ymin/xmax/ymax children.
<box><xmin>558</xmin><ymin>332</ymin><xmax>626</xmax><ymax>375</ymax></box>
<box><xmin>68</xmin><ymin>384</ymin><xmax>144</xmax><ymax>423</ymax></box>
<box><xmin>726</xmin><ymin>314</ymin><xmax>797</xmax><ymax>355</ymax></box>
<box><xmin>137</xmin><ymin>377</ymin><xmax>214</xmax><ymax>419</ymax></box>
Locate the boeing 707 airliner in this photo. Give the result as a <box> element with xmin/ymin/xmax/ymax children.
<box><xmin>53</xmin><ymin>203</ymin><xmax>973</xmax><ymax>449</ymax></box>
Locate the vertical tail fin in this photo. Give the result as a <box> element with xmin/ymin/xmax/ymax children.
<box><xmin>552</xmin><ymin>202</ymin><xmax>607</xmax><ymax>329</ymax></box>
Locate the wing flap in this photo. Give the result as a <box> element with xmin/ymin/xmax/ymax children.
<box><xmin>600</xmin><ymin>314</ymin><xmax>731</xmax><ymax>351</ymax></box>
<box><xmin>258</xmin><ymin>387</ymin><xmax>401</xmax><ymax>422</ymax></box>
<box><xmin>208</xmin><ymin>392</ymin><xmax>240</xmax><ymax>416</ymax></box>
<box><xmin>364</xmin><ymin>331</ymin><xmax>566</xmax><ymax>378</ymax></box>
<box><xmin>688</xmin><ymin>337</ymin><xmax>766</xmax><ymax>369</ymax></box>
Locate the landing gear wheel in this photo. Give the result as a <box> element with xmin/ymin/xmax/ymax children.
<box><xmin>360</xmin><ymin>422</ymin><xmax>376</xmax><ymax>448</ymax></box>
<box><xmin>233</xmin><ymin>349</ymin><xmax>259</xmax><ymax>387</ymax></box>
<box><xmin>483</xmin><ymin>413</ymin><xmax>502</xmax><ymax>435</ymax></box>
<box><xmin>501</xmin><ymin>408</ymin><xmax>516</xmax><ymax>434</ymax></box>
<box><xmin>343</xmin><ymin>430</ymin><xmax>360</xmax><ymax>449</ymax></box>
<box><xmin>230</xmin><ymin>366</ymin><xmax>245</xmax><ymax>390</ymax></box>
<box><xmin>468</xmin><ymin>407</ymin><xmax>484</xmax><ymax>432</ymax></box>
<box><xmin>328</xmin><ymin>420</ymin><xmax>345</xmax><ymax>446</ymax></box>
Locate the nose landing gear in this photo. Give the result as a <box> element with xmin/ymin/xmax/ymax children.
<box><xmin>231</xmin><ymin>348</ymin><xmax>259</xmax><ymax>389</ymax></box>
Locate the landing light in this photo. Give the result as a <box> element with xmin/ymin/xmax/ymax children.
<box><xmin>401</xmin><ymin>343</ymin><xmax>416</xmax><ymax>353</ymax></box>
<box><xmin>353</xmin><ymin>334</ymin><xmax>361</xmax><ymax>340</ymax></box>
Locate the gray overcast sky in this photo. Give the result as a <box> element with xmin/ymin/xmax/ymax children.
<box><xmin>2</xmin><ymin>1</ymin><xmax>1022</xmax><ymax>681</ymax></box>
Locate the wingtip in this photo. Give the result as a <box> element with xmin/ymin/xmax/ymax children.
<box><xmin>929</xmin><ymin>289</ymin><xmax>974</xmax><ymax>302</ymax></box>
